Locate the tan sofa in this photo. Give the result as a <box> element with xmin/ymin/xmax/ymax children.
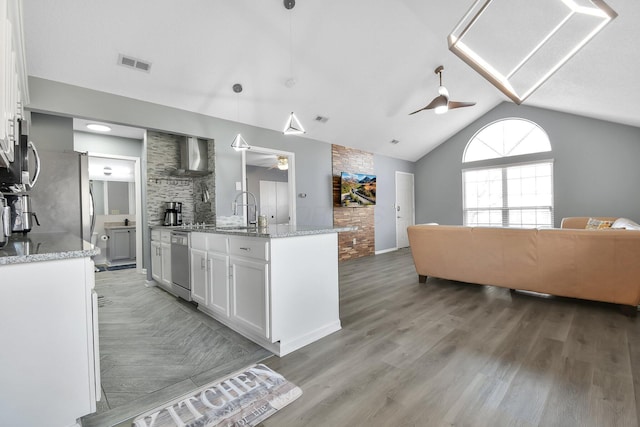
<box><xmin>407</xmin><ymin>217</ymin><xmax>640</xmax><ymax>313</ymax></box>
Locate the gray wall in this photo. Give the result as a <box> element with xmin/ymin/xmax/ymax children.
<box><xmin>28</xmin><ymin>77</ymin><xmax>334</xmax><ymax>227</ymax></box>
<box><xmin>28</xmin><ymin>113</ymin><xmax>82</xmax><ymax>236</ymax></box>
<box><xmin>74</xmin><ymin>131</ymin><xmax>142</xmax><ymax>158</ymax></box>
<box><xmin>29</xmin><ymin>111</ymin><xmax>74</xmax><ymax>152</ymax></box>
<box><xmin>374</xmin><ymin>154</ymin><xmax>416</xmax><ymax>251</ymax></box>
<box><xmin>28</xmin><ymin>77</ymin><xmax>423</xmax><ymax>254</ymax></box>
<box><xmin>415</xmin><ymin>102</ymin><xmax>640</xmax><ymax>227</ymax></box>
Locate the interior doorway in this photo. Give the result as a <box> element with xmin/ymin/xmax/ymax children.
<box><xmin>87</xmin><ymin>154</ymin><xmax>142</xmax><ymax>270</ymax></box>
<box><xmin>242</xmin><ymin>147</ymin><xmax>296</xmax><ymax>225</ymax></box>
<box><xmin>395</xmin><ymin>171</ymin><xmax>415</xmax><ymax>248</ymax></box>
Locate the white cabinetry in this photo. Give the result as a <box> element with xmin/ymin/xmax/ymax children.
<box><xmin>106</xmin><ymin>226</ymin><xmax>136</xmax><ymax>264</ymax></box>
<box><xmin>193</xmin><ymin>231</ymin><xmax>341</xmax><ymax>356</ymax></box>
<box><xmin>0</xmin><ymin>0</ymin><xmax>28</xmax><ymax>169</ymax></box>
<box><xmin>208</xmin><ymin>250</ymin><xmax>230</xmax><ymax>317</ymax></box>
<box><xmin>0</xmin><ymin>256</ymin><xmax>100</xmax><ymax>427</ymax></box>
<box><xmin>190</xmin><ymin>233</ymin><xmax>229</xmax><ymax>316</ymax></box>
<box><xmin>189</xmin><ymin>247</ymin><xmax>207</xmax><ymax>304</ymax></box>
<box><xmin>150</xmin><ymin>229</ymin><xmax>172</xmax><ymax>293</ymax></box>
<box><xmin>229</xmin><ymin>237</ymin><xmax>270</xmax><ymax>339</ymax></box>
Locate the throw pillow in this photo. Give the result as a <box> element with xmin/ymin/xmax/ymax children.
<box><xmin>611</xmin><ymin>217</ymin><xmax>640</xmax><ymax>230</ymax></box>
<box><xmin>585</xmin><ymin>218</ymin><xmax>614</xmax><ymax>230</ymax></box>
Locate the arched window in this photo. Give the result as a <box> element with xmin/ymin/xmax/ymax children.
<box><xmin>463</xmin><ymin>118</ymin><xmax>551</xmax><ymax>162</ymax></box>
<box><xmin>462</xmin><ymin>118</ymin><xmax>554</xmax><ymax>228</ymax></box>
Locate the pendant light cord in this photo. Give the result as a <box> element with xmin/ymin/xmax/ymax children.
<box><xmin>289</xmin><ymin>11</ymin><xmax>294</xmax><ymax>79</ymax></box>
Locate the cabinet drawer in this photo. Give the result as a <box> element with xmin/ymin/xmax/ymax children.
<box><xmin>190</xmin><ymin>232</ymin><xmax>207</xmax><ymax>250</ymax></box>
<box><xmin>160</xmin><ymin>230</ymin><xmax>172</xmax><ymax>243</ymax></box>
<box><xmin>229</xmin><ymin>238</ymin><xmax>269</xmax><ymax>261</ymax></box>
<box><xmin>207</xmin><ymin>234</ymin><xmax>229</xmax><ymax>253</ymax></box>
<box><xmin>151</xmin><ymin>229</ymin><xmax>161</xmax><ymax>241</ymax></box>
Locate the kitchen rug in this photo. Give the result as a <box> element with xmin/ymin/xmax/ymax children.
<box><xmin>132</xmin><ymin>364</ymin><xmax>302</xmax><ymax>427</ymax></box>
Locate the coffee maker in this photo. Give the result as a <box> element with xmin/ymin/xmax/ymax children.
<box><xmin>163</xmin><ymin>201</ymin><xmax>182</xmax><ymax>226</ymax></box>
<box><xmin>5</xmin><ymin>194</ymin><xmax>39</xmax><ymax>234</ymax></box>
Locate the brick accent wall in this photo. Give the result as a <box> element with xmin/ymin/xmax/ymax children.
<box><xmin>332</xmin><ymin>145</ymin><xmax>375</xmax><ymax>261</ymax></box>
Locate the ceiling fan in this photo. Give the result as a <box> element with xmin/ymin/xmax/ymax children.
<box><xmin>409</xmin><ymin>65</ymin><xmax>476</xmax><ymax>115</ymax></box>
<box><xmin>268</xmin><ymin>155</ymin><xmax>289</xmax><ymax>171</ymax></box>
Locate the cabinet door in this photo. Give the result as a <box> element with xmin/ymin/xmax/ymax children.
<box><xmin>190</xmin><ymin>248</ymin><xmax>207</xmax><ymax>305</ymax></box>
<box><xmin>129</xmin><ymin>229</ymin><xmax>137</xmax><ymax>261</ymax></box>
<box><xmin>208</xmin><ymin>251</ymin><xmax>230</xmax><ymax>317</ymax></box>
<box><xmin>161</xmin><ymin>242</ymin><xmax>172</xmax><ymax>285</ymax></box>
<box><xmin>230</xmin><ymin>256</ymin><xmax>269</xmax><ymax>339</ymax></box>
<box><xmin>150</xmin><ymin>241</ymin><xmax>162</xmax><ymax>282</ymax></box>
<box><xmin>109</xmin><ymin>229</ymin><xmax>132</xmax><ymax>261</ymax></box>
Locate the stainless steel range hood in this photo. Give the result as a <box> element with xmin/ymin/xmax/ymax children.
<box><xmin>171</xmin><ymin>137</ymin><xmax>211</xmax><ymax>177</ymax></box>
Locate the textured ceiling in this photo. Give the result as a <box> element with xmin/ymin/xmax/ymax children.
<box><xmin>22</xmin><ymin>0</ymin><xmax>640</xmax><ymax>161</ymax></box>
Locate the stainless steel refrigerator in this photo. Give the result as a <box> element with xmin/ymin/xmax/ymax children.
<box><xmin>27</xmin><ymin>149</ymin><xmax>93</xmax><ymax>241</ymax></box>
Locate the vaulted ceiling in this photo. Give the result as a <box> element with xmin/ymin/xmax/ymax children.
<box><xmin>22</xmin><ymin>0</ymin><xmax>640</xmax><ymax>161</ymax></box>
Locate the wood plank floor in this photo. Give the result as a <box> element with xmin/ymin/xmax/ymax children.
<box><xmin>261</xmin><ymin>248</ymin><xmax>640</xmax><ymax>427</ymax></box>
<box><xmin>82</xmin><ymin>268</ymin><xmax>271</xmax><ymax>427</ymax></box>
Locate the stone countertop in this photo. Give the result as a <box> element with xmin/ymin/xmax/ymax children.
<box><xmin>181</xmin><ymin>224</ymin><xmax>357</xmax><ymax>238</ymax></box>
<box><xmin>0</xmin><ymin>233</ymin><xmax>99</xmax><ymax>265</ymax></box>
<box><xmin>104</xmin><ymin>225</ymin><xmax>136</xmax><ymax>230</ymax></box>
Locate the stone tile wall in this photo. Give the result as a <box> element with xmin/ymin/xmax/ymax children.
<box><xmin>146</xmin><ymin>131</ymin><xmax>215</xmax><ymax>225</ymax></box>
<box><xmin>332</xmin><ymin>144</ymin><xmax>375</xmax><ymax>261</ymax></box>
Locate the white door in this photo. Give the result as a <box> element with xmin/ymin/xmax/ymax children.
<box><xmin>276</xmin><ymin>182</ymin><xmax>289</xmax><ymax>224</ymax></box>
<box><xmin>151</xmin><ymin>241</ymin><xmax>162</xmax><ymax>282</ymax></box>
<box><xmin>189</xmin><ymin>248</ymin><xmax>207</xmax><ymax>305</ymax></box>
<box><xmin>230</xmin><ymin>257</ymin><xmax>269</xmax><ymax>339</ymax></box>
<box><xmin>395</xmin><ymin>172</ymin><xmax>415</xmax><ymax>248</ymax></box>
<box><xmin>208</xmin><ymin>251</ymin><xmax>230</xmax><ymax>317</ymax></box>
<box><xmin>259</xmin><ymin>180</ymin><xmax>275</xmax><ymax>223</ymax></box>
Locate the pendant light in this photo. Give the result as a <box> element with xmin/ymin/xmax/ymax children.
<box><xmin>283</xmin><ymin>0</ymin><xmax>305</xmax><ymax>136</ymax></box>
<box><xmin>231</xmin><ymin>83</ymin><xmax>250</xmax><ymax>151</ymax></box>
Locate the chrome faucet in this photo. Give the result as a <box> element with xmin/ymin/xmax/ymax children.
<box><xmin>232</xmin><ymin>191</ymin><xmax>258</xmax><ymax>227</ymax></box>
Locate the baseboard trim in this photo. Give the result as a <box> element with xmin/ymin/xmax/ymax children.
<box><xmin>375</xmin><ymin>247</ymin><xmax>398</xmax><ymax>255</ymax></box>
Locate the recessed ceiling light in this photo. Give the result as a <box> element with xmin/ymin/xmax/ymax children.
<box><xmin>87</xmin><ymin>124</ymin><xmax>112</xmax><ymax>132</ymax></box>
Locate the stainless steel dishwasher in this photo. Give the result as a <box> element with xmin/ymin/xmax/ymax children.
<box><xmin>170</xmin><ymin>230</ymin><xmax>191</xmax><ymax>301</ymax></box>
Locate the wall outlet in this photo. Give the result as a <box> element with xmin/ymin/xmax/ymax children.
<box><xmin>235</xmin><ymin>181</ymin><xmax>242</xmax><ymax>191</ymax></box>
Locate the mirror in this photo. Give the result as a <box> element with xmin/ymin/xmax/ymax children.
<box><xmin>91</xmin><ymin>180</ymin><xmax>135</xmax><ymax>215</ymax></box>
<box><xmin>242</xmin><ymin>147</ymin><xmax>296</xmax><ymax>226</ymax></box>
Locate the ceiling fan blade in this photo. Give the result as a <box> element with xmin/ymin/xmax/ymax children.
<box><xmin>409</xmin><ymin>95</ymin><xmax>447</xmax><ymax>115</ymax></box>
<box><xmin>448</xmin><ymin>101</ymin><xmax>476</xmax><ymax>110</ymax></box>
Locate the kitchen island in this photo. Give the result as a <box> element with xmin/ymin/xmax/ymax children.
<box><xmin>0</xmin><ymin>233</ymin><xmax>100</xmax><ymax>427</ymax></box>
<box><xmin>169</xmin><ymin>224</ymin><xmax>353</xmax><ymax>356</ymax></box>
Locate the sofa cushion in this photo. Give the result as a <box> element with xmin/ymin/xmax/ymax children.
<box><xmin>611</xmin><ymin>217</ymin><xmax>640</xmax><ymax>230</ymax></box>
<box><xmin>585</xmin><ymin>218</ymin><xmax>614</xmax><ymax>229</ymax></box>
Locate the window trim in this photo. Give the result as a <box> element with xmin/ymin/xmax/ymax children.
<box><xmin>462</xmin><ymin>117</ymin><xmax>551</xmax><ymax>164</ymax></box>
<box><xmin>462</xmin><ymin>159</ymin><xmax>555</xmax><ymax>228</ymax></box>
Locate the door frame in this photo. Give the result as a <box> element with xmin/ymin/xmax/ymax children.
<box><xmin>395</xmin><ymin>171</ymin><xmax>415</xmax><ymax>249</ymax></box>
<box><xmin>87</xmin><ymin>152</ymin><xmax>143</xmax><ymax>273</ymax></box>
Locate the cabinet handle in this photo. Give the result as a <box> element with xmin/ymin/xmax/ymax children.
<box><xmin>239</xmin><ymin>247</ymin><xmax>251</xmax><ymax>252</ymax></box>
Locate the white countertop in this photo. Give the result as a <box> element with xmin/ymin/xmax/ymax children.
<box><xmin>0</xmin><ymin>233</ymin><xmax>99</xmax><ymax>265</ymax></box>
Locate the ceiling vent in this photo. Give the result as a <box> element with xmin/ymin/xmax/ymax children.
<box><xmin>315</xmin><ymin>115</ymin><xmax>329</xmax><ymax>123</ymax></box>
<box><xmin>390</xmin><ymin>139</ymin><xmax>400</xmax><ymax>145</ymax></box>
<box><xmin>117</xmin><ymin>54</ymin><xmax>152</xmax><ymax>73</ymax></box>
